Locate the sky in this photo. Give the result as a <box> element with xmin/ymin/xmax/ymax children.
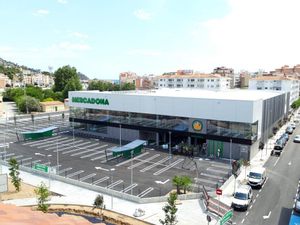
<box><xmin>0</xmin><ymin>0</ymin><xmax>300</xmax><ymax>79</ymax></box>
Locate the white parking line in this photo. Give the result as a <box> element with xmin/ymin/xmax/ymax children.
<box><xmin>153</xmin><ymin>159</ymin><xmax>184</xmax><ymax>176</ymax></box>
<box><xmin>123</xmin><ymin>183</ymin><xmax>138</xmax><ymax>193</ymax></box>
<box><xmin>30</xmin><ymin>137</ymin><xmax>68</xmax><ymax>147</ymax></box>
<box><xmin>140</xmin><ymin>156</ymin><xmax>170</xmax><ymax>172</ymax></box>
<box><xmin>107</xmin><ymin>180</ymin><xmax>123</xmax><ymax>189</ymax></box>
<box><xmin>210</xmin><ymin>163</ymin><xmax>230</xmax><ymax>169</ymax></box>
<box><xmin>23</xmin><ymin>159</ymin><xmax>41</xmax><ymax>166</ymax></box>
<box><xmin>115</xmin><ymin>152</ymin><xmax>150</xmax><ymax>167</ymax></box>
<box><xmin>18</xmin><ymin>157</ymin><xmax>32</xmax><ymax>163</ymax></box>
<box><xmin>200</xmin><ymin>172</ymin><xmax>223</xmax><ymax>180</ymax></box>
<box><xmin>58</xmin><ymin>167</ymin><xmax>72</xmax><ymax>175</ymax></box>
<box><xmin>79</xmin><ymin>173</ymin><xmax>97</xmax><ymax>182</ymax></box>
<box><xmin>91</xmin><ymin>154</ymin><xmax>108</xmax><ymax>161</ymax></box>
<box><xmin>137</xmin><ymin>187</ymin><xmax>154</xmax><ymax>198</ymax></box>
<box><xmin>241</xmin><ymin>218</ymin><xmax>245</xmax><ymax>223</ymax></box>
<box><xmin>80</xmin><ymin>150</ymin><xmax>106</xmax><ymax>159</ymax></box>
<box><xmin>4</xmin><ymin>153</ymin><xmax>15</xmax><ymax>157</ymax></box>
<box><xmin>60</xmin><ymin>141</ymin><xmax>93</xmax><ymax>154</ymax></box>
<box><xmin>22</xmin><ymin>136</ymin><xmax>59</xmax><ymax>145</ymax></box>
<box><xmin>256</xmin><ymin>194</ymin><xmax>259</xmax><ymax>198</ymax></box>
<box><xmin>246</xmin><ymin>212</ymin><xmax>249</xmax><ymax>216</ymax></box>
<box><xmin>274</xmin><ymin>157</ymin><xmax>280</xmax><ymax>167</ymax></box>
<box><xmin>71</xmin><ymin>144</ymin><xmax>108</xmax><ymax>156</ymax></box>
<box><xmin>128</xmin><ymin>154</ymin><xmax>160</xmax><ymax>169</ymax></box>
<box><xmin>206</xmin><ymin>167</ymin><xmax>229</xmax><ymax>174</ymax></box>
<box><xmin>44</xmin><ymin>139</ymin><xmax>78</xmax><ymax>150</ymax></box>
<box><xmin>66</xmin><ymin>170</ymin><xmax>84</xmax><ymax>178</ymax></box>
<box><xmin>93</xmin><ymin>176</ymin><xmax>109</xmax><ymax>185</ymax></box>
<box><xmin>49</xmin><ymin>140</ymin><xmax>86</xmax><ymax>151</ymax></box>
<box><xmin>8</xmin><ymin>155</ymin><xmax>23</xmax><ymax>160</ymax></box>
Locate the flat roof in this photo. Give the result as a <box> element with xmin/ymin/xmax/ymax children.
<box><xmin>75</xmin><ymin>89</ymin><xmax>283</xmax><ymax>101</ymax></box>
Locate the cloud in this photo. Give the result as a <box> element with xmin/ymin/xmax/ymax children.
<box><xmin>70</xmin><ymin>32</ymin><xmax>89</xmax><ymax>39</ymax></box>
<box><xmin>50</xmin><ymin>42</ymin><xmax>91</xmax><ymax>51</ymax></box>
<box><xmin>133</xmin><ymin>9</ymin><xmax>152</xmax><ymax>20</ymax></box>
<box><xmin>199</xmin><ymin>0</ymin><xmax>300</xmax><ymax>71</ymax></box>
<box><xmin>34</xmin><ymin>9</ymin><xmax>49</xmax><ymax>16</ymax></box>
<box><xmin>127</xmin><ymin>49</ymin><xmax>161</xmax><ymax>56</ymax></box>
<box><xmin>57</xmin><ymin>0</ymin><xmax>68</xmax><ymax>4</ymax></box>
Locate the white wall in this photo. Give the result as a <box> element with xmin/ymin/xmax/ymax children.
<box><xmin>69</xmin><ymin>91</ymin><xmax>261</xmax><ymax>123</ymax></box>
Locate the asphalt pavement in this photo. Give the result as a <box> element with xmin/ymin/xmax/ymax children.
<box><xmin>233</xmin><ymin>124</ymin><xmax>300</xmax><ymax>225</ymax></box>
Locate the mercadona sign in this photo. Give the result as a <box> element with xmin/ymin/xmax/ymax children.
<box><xmin>72</xmin><ymin>97</ymin><xmax>109</xmax><ymax>106</ymax></box>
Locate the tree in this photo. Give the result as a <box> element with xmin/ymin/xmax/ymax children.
<box><xmin>62</xmin><ymin>77</ymin><xmax>82</xmax><ymax>99</ymax></box>
<box><xmin>16</xmin><ymin>96</ymin><xmax>41</xmax><ymax>113</ymax></box>
<box><xmin>172</xmin><ymin>175</ymin><xmax>192</xmax><ymax>194</ymax></box>
<box><xmin>25</xmin><ymin>86</ymin><xmax>44</xmax><ymax>101</ymax></box>
<box><xmin>35</xmin><ymin>182</ymin><xmax>50</xmax><ymax>212</ymax></box>
<box><xmin>53</xmin><ymin>65</ymin><xmax>80</xmax><ymax>92</ymax></box>
<box><xmin>240</xmin><ymin>159</ymin><xmax>250</xmax><ymax>179</ymax></box>
<box><xmin>181</xmin><ymin>176</ymin><xmax>192</xmax><ymax>194</ymax></box>
<box><xmin>172</xmin><ymin>176</ymin><xmax>183</xmax><ymax>194</ymax></box>
<box><xmin>93</xmin><ymin>194</ymin><xmax>105</xmax><ymax>220</ymax></box>
<box><xmin>8</xmin><ymin>158</ymin><xmax>21</xmax><ymax>192</ymax></box>
<box><xmin>159</xmin><ymin>192</ymin><xmax>178</xmax><ymax>225</ymax></box>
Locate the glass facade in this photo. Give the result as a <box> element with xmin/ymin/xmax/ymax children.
<box><xmin>70</xmin><ymin>107</ymin><xmax>258</xmax><ymax>141</ymax></box>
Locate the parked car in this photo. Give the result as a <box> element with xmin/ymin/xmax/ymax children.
<box><xmin>247</xmin><ymin>167</ymin><xmax>266</xmax><ymax>188</ymax></box>
<box><xmin>231</xmin><ymin>185</ymin><xmax>253</xmax><ymax>210</ymax></box>
<box><xmin>281</xmin><ymin>133</ymin><xmax>289</xmax><ymax>141</ymax></box>
<box><xmin>279</xmin><ymin>135</ymin><xmax>288</xmax><ymax>146</ymax></box>
<box><xmin>294</xmin><ymin>135</ymin><xmax>300</xmax><ymax>143</ymax></box>
<box><xmin>290</xmin><ymin>123</ymin><xmax>296</xmax><ymax>129</ymax></box>
<box><xmin>271</xmin><ymin>139</ymin><xmax>284</xmax><ymax>156</ymax></box>
<box><xmin>286</xmin><ymin>126</ymin><xmax>293</xmax><ymax>134</ymax></box>
<box><xmin>294</xmin><ymin>193</ymin><xmax>300</xmax><ymax>213</ymax></box>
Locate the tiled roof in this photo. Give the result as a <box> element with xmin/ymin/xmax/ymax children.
<box><xmin>250</xmin><ymin>76</ymin><xmax>298</xmax><ymax>81</ymax></box>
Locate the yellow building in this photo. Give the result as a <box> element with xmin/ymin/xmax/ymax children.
<box><xmin>40</xmin><ymin>101</ymin><xmax>65</xmax><ymax>112</ymax></box>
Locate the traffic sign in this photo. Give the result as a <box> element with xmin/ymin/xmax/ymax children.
<box><xmin>34</xmin><ymin>163</ymin><xmax>49</xmax><ymax>173</ymax></box>
<box><xmin>220</xmin><ymin>210</ymin><xmax>233</xmax><ymax>225</ymax></box>
<box><xmin>216</xmin><ymin>188</ymin><xmax>222</xmax><ymax>195</ymax></box>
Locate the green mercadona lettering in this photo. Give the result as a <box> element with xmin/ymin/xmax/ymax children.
<box><xmin>72</xmin><ymin>97</ymin><xmax>109</xmax><ymax>105</ymax></box>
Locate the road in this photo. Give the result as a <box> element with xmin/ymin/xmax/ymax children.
<box><xmin>233</xmin><ymin>126</ymin><xmax>300</xmax><ymax>225</ymax></box>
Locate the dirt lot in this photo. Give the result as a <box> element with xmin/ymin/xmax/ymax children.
<box><xmin>2</xmin><ymin>178</ymin><xmax>152</xmax><ymax>225</ymax></box>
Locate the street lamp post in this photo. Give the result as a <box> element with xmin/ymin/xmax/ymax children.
<box><xmin>229</xmin><ymin>138</ymin><xmax>232</xmax><ymax>168</ymax></box>
<box><xmin>35</xmin><ymin>153</ymin><xmax>52</xmax><ymax>188</ymax></box>
<box><xmin>56</xmin><ymin>133</ymin><xmax>59</xmax><ymax>175</ymax></box>
<box><xmin>131</xmin><ymin>150</ymin><xmax>134</xmax><ymax>195</ymax></box>
<box><xmin>72</xmin><ymin>117</ymin><xmax>75</xmax><ymax>148</ymax></box>
<box><xmin>110</xmin><ymin>168</ymin><xmax>115</xmax><ymax>209</ymax></box>
<box><xmin>119</xmin><ymin>124</ymin><xmax>122</xmax><ymax>147</ymax></box>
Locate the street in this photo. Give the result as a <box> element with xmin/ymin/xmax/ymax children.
<box><xmin>233</xmin><ymin>125</ymin><xmax>300</xmax><ymax>225</ymax></box>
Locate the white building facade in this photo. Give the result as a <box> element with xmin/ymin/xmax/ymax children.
<box><xmin>155</xmin><ymin>74</ymin><xmax>231</xmax><ymax>90</ymax></box>
<box><xmin>249</xmin><ymin>76</ymin><xmax>299</xmax><ymax>106</ymax></box>
<box><xmin>68</xmin><ymin>89</ymin><xmax>288</xmax><ymax>160</ymax></box>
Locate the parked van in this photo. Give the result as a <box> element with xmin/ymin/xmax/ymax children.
<box><xmin>231</xmin><ymin>185</ymin><xmax>253</xmax><ymax>210</ymax></box>
<box><xmin>247</xmin><ymin>167</ymin><xmax>266</xmax><ymax>188</ymax></box>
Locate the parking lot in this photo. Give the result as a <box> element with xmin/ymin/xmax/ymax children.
<box><xmin>1</xmin><ymin>128</ymin><xmax>232</xmax><ymax>198</ymax></box>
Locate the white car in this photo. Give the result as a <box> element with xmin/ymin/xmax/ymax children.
<box><xmin>294</xmin><ymin>135</ymin><xmax>300</xmax><ymax>143</ymax></box>
<box><xmin>231</xmin><ymin>185</ymin><xmax>253</xmax><ymax>210</ymax></box>
<box><xmin>247</xmin><ymin>167</ymin><xmax>266</xmax><ymax>188</ymax></box>
<box><xmin>290</xmin><ymin>123</ymin><xmax>296</xmax><ymax>129</ymax></box>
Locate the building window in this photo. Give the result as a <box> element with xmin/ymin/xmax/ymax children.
<box><xmin>191</xmin><ymin>79</ymin><xmax>195</xmax><ymax>82</ymax></box>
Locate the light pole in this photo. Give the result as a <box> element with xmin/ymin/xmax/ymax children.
<box><xmin>119</xmin><ymin>124</ymin><xmax>122</xmax><ymax>147</ymax></box>
<box><xmin>72</xmin><ymin>117</ymin><xmax>75</xmax><ymax>148</ymax></box>
<box><xmin>35</xmin><ymin>153</ymin><xmax>52</xmax><ymax>188</ymax></box>
<box><xmin>229</xmin><ymin>138</ymin><xmax>232</xmax><ymax>168</ymax></box>
<box><xmin>56</xmin><ymin>132</ymin><xmax>59</xmax><ymax>175</ymax></box>
<box><xmin>110</xmin><ymin>168</ymin><xmax>115</xmax><ymax>209</ymax></box>
<box><xmin>131</xmin><ymin>150</ymin><xmax>134</xmax><ymax>195</ymax></box>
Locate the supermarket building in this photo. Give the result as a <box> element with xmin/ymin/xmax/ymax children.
<box><xmin>68</xmin><ymin>89</ymin><xmax>289</xmax><ymax>160</ymax></box>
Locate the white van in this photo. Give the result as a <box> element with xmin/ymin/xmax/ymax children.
<box><xmin>247</xmin><ymin>167</ymin><xmax>266</xmax><ymax>188</ymax></box>
<box><xmin>231</xmin><ymin>185</ymin><xmax>253</xmax><ymax>210</ymax></box>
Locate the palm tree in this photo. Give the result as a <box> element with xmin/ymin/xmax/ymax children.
<box><xmin>181</xmin><ymin>176</ymin><xmax>192</xmax><ymax>194</ymax></box>
<box><xmin>172</xmin><ymin>176</ymin><xmax>183</xmax><ymax>194</ymax></box>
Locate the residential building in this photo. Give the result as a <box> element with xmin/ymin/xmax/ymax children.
<box><xmin>40</xmin><ymin>101</ymin><xmax>65</xmax><ymax>112</ymax></box>
<box><xmin>155</xmin><ymin>74</ymin><xmax>231</xmax><ymax>90</ymax></box>
<box><xmin>119</xmin><ymin>72</ymin><xmax>138</xmax><ymax>86</ymax></box>
<box><xmin>249</xmin><ymin>75</ymin><xmax>299</xmax><ymax>106</ymax></box>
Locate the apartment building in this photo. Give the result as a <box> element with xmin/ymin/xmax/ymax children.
<box><xmin>155</xmin><ymin>74</ymin><xmax>231</xmax><ymax>90</ymax></box>
<box><xmin>249</xmin><ymin>76</ymin><xmax>299</xmax><ymax>105</ymax></box>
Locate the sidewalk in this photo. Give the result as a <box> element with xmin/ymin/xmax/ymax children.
<box><xmin>1</xmin><ymin>166</ymin><xmax>215</xmax><ymax>225</ymax></box>
<box><xmin>218</xmin><ymin>121</ymin><xmax>291</xmax><ymax>207</ymax></box>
